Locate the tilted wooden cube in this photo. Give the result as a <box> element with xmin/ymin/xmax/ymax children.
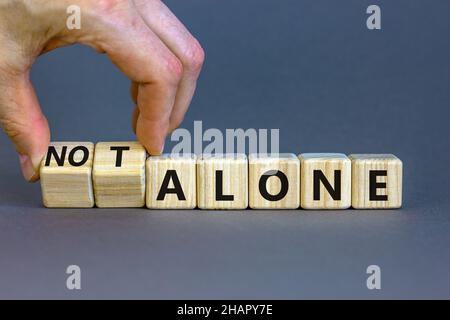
<box><xmin>349</xmin><ymin>154</ymin><xmax>402</xmax><ymax>209</ymax></box>
<box><xmin>197</xmin><ymin>154</ymin><xmax>248</xmax><ymax>209</ymax></box>
<box><xmin>146</xmin><ymin>154</ymin><xmax>197</xmax><ymax>209</ymax></box>
<box><xmin>40</xmin><ymin>142</ymin><xmax>95</xmax><ymax>208</ymax></box>
<box><xmin>299</xmin><ymin>153</ymin><xmax>351</xmax><ymax>209</ymax></box>
<box><xmin>93</xmin><ymin>141</ymin><xmax>146</xmax><ymax>208</ymax></box>
<box><xmin>249</xmin><ymin>153</ymin><xmax>300</xmax><ymax>209</ymax></box>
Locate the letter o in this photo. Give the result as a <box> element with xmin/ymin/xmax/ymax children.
<box><xmin>258</xmin><ymin>170</ymin><xmax>289</xmax><ymax>201</ymax></box>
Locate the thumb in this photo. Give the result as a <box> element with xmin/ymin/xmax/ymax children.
<box><xmin>0</xmin><ymin>71</ymin><xmax>50</xmax><ymax>182</ymax></box>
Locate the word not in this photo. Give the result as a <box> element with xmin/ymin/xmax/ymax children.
<box><xmin>40</xmin><ymin>141</ymin><xmax>403</xmax><ymax>210</ymax></box>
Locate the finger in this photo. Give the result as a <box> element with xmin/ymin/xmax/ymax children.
<box><xmin>130</xmin><ymin>81</ymin><xmax>138</xmax><ymax>105</ymax></box>
<box><xmin>86</xmin><ymin>3</ymin><xmax>183</xmax><ymax>154</ymax></box>
<box><xmin>132</xmin><ymin>105</ymin><xmax>139</xmax><ymax>134</ymax></box>
<box><xmin>130</xmin><ymin>81</ymin><xmax>139</xmax><ymax>133</ymax></box>
<box><xmin>0</xmin><ymin>72</ymin><xmax>50</xmax><ymax>181</ymax></box>
<box><xmin>133</xmin><ymin>0</ymin><xmax>205</xmax><ymax>132</ymax></box>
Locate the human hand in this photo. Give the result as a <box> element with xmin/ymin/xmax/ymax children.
<box><xmin>0</xmin><ymin>0</ymin><xmax>204</xmax><ymax>181</ymax></box>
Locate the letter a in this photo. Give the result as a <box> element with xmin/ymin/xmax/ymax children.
<box><xmin>366</xmin><ymin>5</ymin><xmax>381</xmax><ymax>30</ymax></box>
<box><xmin>66</xmin><ymin>265</ymin><xmax>81</xmax><ymax>290</ymax></box>
<box><xmin>66</xmin><ymin>5</ymin><xmax>81</xmax><ymax>30</ymax></box>
<box><xmin>366</xmin><ymin>265</ymin><xmax>381</xmax><ymax>290</ymax></box>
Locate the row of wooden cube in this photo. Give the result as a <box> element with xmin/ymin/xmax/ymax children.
<box><xmin>40</xmin><ymin>142</ymin><xmax>402</xmax><ymax>209</ymax></box>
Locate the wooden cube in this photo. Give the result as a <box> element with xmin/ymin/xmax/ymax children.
<box><xmin>40</xmin><ymin>142</ymin><xmax>94</xmax><ymax>208</ymax></box>
<box><xmin>146</xmin><ymin>154</ymin><xmax>197</xmax><ymax>209</ymax></box>
<box><xmin>197</xmin><ymin>154</ymin><xmax>248</xmax><ymax>209</ymax></box>
<box><xmin>93</xmin><ymin>141</ymin><xmax>146</xmax><ymax>208</ymax></box>
<box><xmin>349</xmin><ymin>154</ymin><xmax>402</xmax><ymax>209</ymax></box>
<box><xmin>249</xmin><ymin>153</ymin><xmax>300</xmax><ymax>209</ymax></box>
<box><xmin>299</xmin><ymin>153</ymin><xmax>351</xmax><ymax>209</ymax></box>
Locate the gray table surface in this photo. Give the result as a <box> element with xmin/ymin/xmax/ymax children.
<box><xmin>0</xmin><ymin>0</ymin><xmax>449</xmax><ymax>299</ymax></box>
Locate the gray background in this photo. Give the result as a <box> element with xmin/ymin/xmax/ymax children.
<box><xmin>0</xmin><ymin>0</ymin><xmax>449</xmax><ymax>299</ymax></box>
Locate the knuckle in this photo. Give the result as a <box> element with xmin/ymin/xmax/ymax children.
<box><xmin>162</xmin><ymin>55</ymin><xmax>184</xmax><ymax>86</ymax></box>
<box><xmin>181</xmin><ymin>38</ymin><xmax>205</xmax><ymax>74</ymax></box>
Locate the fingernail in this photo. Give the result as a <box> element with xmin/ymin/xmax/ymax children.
<box><xmin>160</xmin><ymin>142</ymin><xmax>165</xmax><ymax>154</ymax></box>
<box><xmin>19</xmin><ymin>154</ymin><xmax>40</xmax><ymax>182</ymax></box>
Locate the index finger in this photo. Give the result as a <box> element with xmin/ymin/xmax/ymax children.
<box><xmin>83</xmin><ymin>3</ymin><xmax>182</xmax><ymax>154</ymax></box>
